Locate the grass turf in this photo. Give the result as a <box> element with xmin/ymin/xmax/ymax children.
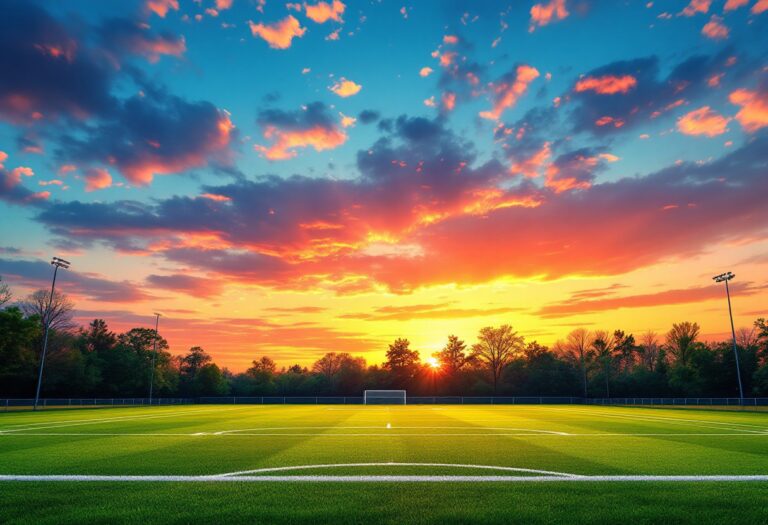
<box><xmin>1</xmin><ymin>404</ymin><xmax>768</xmax><ymax>523</ymax></box>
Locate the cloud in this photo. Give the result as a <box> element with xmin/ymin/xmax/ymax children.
<box><xmin>60</xmin><ymin>91</ymin><xmax>235</xmax><ymax>185</ymax></box>
<box><xmin>754</xmin><ymin>0</ymin><xmax>768</xmax><ymax>14</ymax></box>
<box><xmin>100</xmin><ymin>18</ymin><xmax>186</xmax><ymax>64</ymax></box>
<box><xmin>304</xmin><ymin>0</ymin><xmax>345</xmax><ymax>23</ymax></box>
<box><xmin>0</xmin><ymin>152</ymin><xmax>49</xmax><ymax>204</ymax></box>
<box><xmin>0</xmin><ymin>258</ymin><xmax>153</xmax><ymax>302</ymax></box>
<box><xmin>358</xmin><ymin>110</ymin><xmax>380</xmax><ymax>124</ymax></box>
<box><xmin>543</xmin><ymin>148</ymin><xmax>614</xmax><ymax>193</ymax></box>
<box><xmin>145</xmin><ymin>274</ymin><xmax>223</xmax><ymax>297</ymax></box>
<box><xmin>83</xmin><ymin>168</ymin><xmax>113</xmax><ymax>192</ymax></box>
<box><xmin>724</xmin><ymin>0</ymin><xmax>748</xmax><ymax>10</ymax></box>
<box><xmin>529</xmin><ymin>0</ymin><xmax>569</xmax><ymax>31</ymax></box>
<box><xmin>0</xmin><ymin>1</ymin><xmax>115</xmax><ymax>123</ymax></box>
<box><xmin>569</xmin><ymin>53</ymin><xmax>742</xmax><ymax>135</ymax></box>
<box><xmin>255</xmin><ymin>102</ymin><xmax>347</xmax><ymax>160</ymax></box>
<box><xmin>329</xmin><ymin>78</ymin><xmax>362</xmax><ymax>97</ymax></box>
<box><xmin>677</xmin><ymin>106</ymin><xmax>730</xmax><ymax>136</ymax></box>
<box><xmin>574</xmin><ymin>75</ymin><xmax>637</xmax><ymax>95</ymax></box>
<box><xmin>479</xmin><ymin>65</ymin><xmax>539</xmax><ymax>120</ymax></box>
<box><xmin>216</xmin><ymin>0</ymin><xmax>234</xmax><ymax>10</ymax></box>
<box><xmin>729</xmin><ymin>88</ymin><xmax>768</xmax><ymax>132</ymax></box>
<box><xmin>340</xmin><ymin>302</ymin><xmax>523</xmax><ymax>321</ymax></box>
<box><xmin>248</xmin><ymin>16</ymin><xmax>306</xmax><ymax>49</ymax></box>
<box><xmin>146</xmin><ymin>0</ymin><xmax>179</xmax><ymax>18</ymax></box>
<box><xmin>420</xmin><ymin>67</ymin><xmax>434</xmax><ymax>77</ymax></box>
<box><xmin>681</xmin><ymin>0</ymin><xmax>711</xmax><ymax>16</ymax></box>
<box><xmin>536</xmin><ymin>282</ymin><xmax>763</xmax><ymax>318</ymax></box>
<box><xmin>701</xmin><ymin>15</ymin><xmax>729</xmax><ymax>40</ymax></box>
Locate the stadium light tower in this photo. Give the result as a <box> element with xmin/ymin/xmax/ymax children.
<box><xmin>148</xmin><ymin>312</ymin><xmax>162</xmax><ymax>405</ymax></box>
<box><xmin>33</xmin><ymin>257</ymin><xmax>71</xmax><ymax>411</ymax></box>
<box><xmin>712</xmin><ymin>271</ymin><xmax>744</xmax><ymax>402</ymax></box>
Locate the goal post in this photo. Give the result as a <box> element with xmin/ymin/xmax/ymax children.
<box><xmin>363</xmin><ymin>390</ymin><xmax>406</xmax><ymax>405</ymax></box>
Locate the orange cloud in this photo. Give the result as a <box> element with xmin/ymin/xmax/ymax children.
<box><xmin>248</xmin><ymin>16</ymin><xmax>306</xmax><ymax>49</ymax></box>
<box><xmin>701</xmin><ymin>15</ymin><xmax>728</xmax><ymax>40</ymax></box>
<box><xmin>304</xmin><ymin>0</ymin><xmax>345</xmax><ymax>23</ymax></box>
<box><xmin>529</xmin><ymin>0</ymin><xmax>568</xmax><ymax>31</ymax></box>
<box><xmin>200</xmin><ymin>193</ymin><xmax>232</xmax><ymax>202</ymax></box>
<box><xmin>729</xmin><ymin>89</ymin><xmax>768</xmax><ymax>132</ymax></box>
<box><xmin>419</xmin><ymin>67</ymin><xmax>433</xmax><ymax>77</ymax></box>
<box><xmin>329</xmin><ymin>78</ymin><xmax>361</xmax><ymax>97</ymax></box>
<box><xmin>146</xmin><ymin>0</ymin><xmax>179</xmax><ymax>18</ymax></box>
<box><xmin>443</xmin><ymin>35</ymin><xmax>458</xmax><ymax>44</ymax></box>
<box><xmin>575</xmin><ymin>74</ymin><xmax>637</xmax><ymax>95</ymax></box>
<box><xmin>84</xmin><ymin>168</ymin><xmax>112</xmax><ymax>192</ymax></box>
<box><xmin>676</xmin><ymin>106</ymin><xmax>730</xmax><ymax>136</ymax></box>
<box><xmin>681</xmin><ymin>0</ymin><xmax>711</xmax><ymax>16</ymax></box>
<box><xmin>752</xmin><ymin>0</ymin><xmax>768</xmax><ymax>13</ymax></box>
<box><xmin>255</xmin><ymin>125</ymin><xmax>347</xmax><ymax>160</ymax></box>
<box><xmin>132</xmin><ymin>35</ymin><xmax>186</xmax><ymax>63</ymax></box>
<box><xmin>479</xmin><ymin>65</ymin><xmax>539</xmax><ymax>120</ymax></box>
<box><xmin>340</xmin><ymin>112</ymin><xmax>356</xmax><ymax>128</ymax></box>
<box><xmin>216</xmin><ymin>0</ymin><xmax>233</xmax><ymax>10</ymax></box>
<box><xmin>724</xmin><ymin>0</ymin><xmax>748</xmax><ymax>10</ymax></box>
<box><xmin>595</xmin><ymin>116</ymin><xmax>625</xmax><ymax>128</ymax></box>
<box><xmin>510</xmin><ymin>142</ymin><xmax>551</xmax><ymax>178</ymax></box>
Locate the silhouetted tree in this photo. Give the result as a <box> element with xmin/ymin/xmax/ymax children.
<box><xmin>21</xmin><ymin>289</ymin><xmax>76</xmax><ymax>332</ymax></box>
<box><xmin>0</xmin><ymin>276</ymin><xmax>11</xmax><ymax>307</ymax></box>
<box><xmin>384</xmin><ymin>338</ymin><xmax>421</xmax><ymax>388</ymax></box>
<box><xmin>470</xmin><ymin>325</ymin><xmax>524</xmax><ymax>394</ymax></box>
<box><xmin>666</xmin><ymin>322</ymin><xmax>700</xmax><ymax>366</ymax></box>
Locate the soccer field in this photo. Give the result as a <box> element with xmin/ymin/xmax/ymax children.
<box><xmin>1</xmin><ymin>404</ymin><xmax>768</xmax><ymax>523</ymax></box>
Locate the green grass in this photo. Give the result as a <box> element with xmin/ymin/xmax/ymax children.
<box><xmin>1</xmin><ymin>404</ymin><xmax>768</xmax><ymax>523</ymax></box>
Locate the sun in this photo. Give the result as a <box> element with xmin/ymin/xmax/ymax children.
<box><xmin>427</xmin><ymin>357</ymin><xmax>440</xmax><ymax>369</ymax></box>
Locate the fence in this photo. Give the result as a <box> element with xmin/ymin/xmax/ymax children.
<box><xmin>1</xmin><ymin>398</ymin><xmax>194</xmax><ymax>411</ymax></box>
<box><xmin>197</xmin><ymin>396</ymin><xmax>583</xmax><ymax>405</ymax></box>
<box><xmin>586</xmin><ymin>397</ymin><xmax>768</xmax><ymax>406</ymax></box>
<box><xmin>4</xmin><ymin>396</ymin><xmax>768</xmax><ymax>411</ymax></box>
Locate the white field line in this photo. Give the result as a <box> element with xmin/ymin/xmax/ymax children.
<box><xmin>0</xmin><ymin>406</ymin><xmax>248</xmax><ymax>434</ymax></box>
<box><xmin>2</xmin><ymin>432</ymin><xmax>768</xmax><ymax>437</ymax></box>
<box><xmin>1</xmin><ymin>474</ymin><xmax>768</xmax><ymax>482</ymax></box>
<box><xmin>545</xmin><ymin>407</ymin><xmax>768</xmax><ymax>434</ymax></box>
<box><xmin>549</xmin><ymin>406</ymin><xmax>768</xmax><ymax>429</ymax></box>
<box><xmin>214</xmin><ymin>462</ymin><xmax>577</xmax><ymax>478</ymax></box>
<box><xmin>212</xmin><ymin>426</ymin><xmax>568</xmax><ymax>436</ymax></box>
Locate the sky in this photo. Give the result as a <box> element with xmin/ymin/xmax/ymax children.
<box><xmin>1</xmin><ymin>0</ymin><xmax>767</xmax><ymax>371</ymax></box>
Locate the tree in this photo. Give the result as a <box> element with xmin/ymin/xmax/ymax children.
<box><xmin>470</xmin><ymin>325</ymin><xmax>525</xmax><ymax>394</ymax></box>
<box><xmin>313</xmin><ymin>352</ymin><xmax>343</xmax><ymax>382</ymax></box>
<box><xmin>21</xmin><ymin>289</ymin><xmax>75</xmax><ymax>332</ymax></box>
<box><xmin>639</xmin><ymin>331</ymin><xmax>661</xmax><ymax>372</ymax></box>
<box><xmin>436</xmin><ymin>335</ymin><xmax>468</xmax><ymax>374</ymax></box>
<box><xmin>590</xmin><ymin>330</ymin><xmax>617</xmax><ymax>397</ymax></box>
<box><xmin>666</xmin><ymin>322</ymin><xmax>700</xmax><ymax>366</ymax></box>
<box><xmin>563</xmin><ymin>328</ymin><xmax>591</xmax><ymax>397</ymax></box>
<box><xmin>80</xmin><ymin>319</ymin><xmax>116</xmax><ymax>354</ymax></box>
<box><xmin>0</xmin><ymin>307</ymin><xmax>40</xmax><ymax>395</ymax></box>
<box><xmin>195</xmin><ymin>363</ymin><xmax>229</xmax><ymax>395</ymax></box>
<box><xmin>384</xmin><ymin>338</ymin><xmax>421</xmax><ymax>388</ymax></box>
<box><xmin>0</xmin><ymin>276</ymin><xmax>11</xmax><ymax>307</ymax></box>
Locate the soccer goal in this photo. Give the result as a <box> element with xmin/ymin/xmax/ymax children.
<box><xmin>363</xmin><ymin>390</ymin><xmax>406</xmax><ymax>405</ymax></box>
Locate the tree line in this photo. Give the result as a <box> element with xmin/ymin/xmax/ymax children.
<box><xmin>1</xmin><ymin>278</ymin><xmax>767</xmax><ymax>398</ymax></box>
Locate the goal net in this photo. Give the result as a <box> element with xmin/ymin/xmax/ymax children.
<box><xmin>363</xmin><ymin>390</ymin><xmax>406</xmax><ymax>405</ymax></box>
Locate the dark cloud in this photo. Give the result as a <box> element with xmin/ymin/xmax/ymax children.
<box><xmin>358</xmin><ymin>109</ymin><xmax>380</xmax><ymax>124</ymax></box>
<box><xmin>99</xmin><ymin>17</ymin><xmax>186</xmax><ymax>64</ymax></box>
<box><xmin>0</xmin><ymin>0</ymin><xmax>115</xmax><ymax>123</ymax></box>
<box><xmin>145</xmin><ymin>274</ymin><xmax>223</xmax><ymax>297</ymax></box>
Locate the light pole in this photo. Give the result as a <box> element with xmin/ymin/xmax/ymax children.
<box><xmin>148</xmin><ymin>312</ymin><xmax>161</xmax><ymax>405</ymax></box>
<box><xmin>33</xmin><ymin>257</ymin><xmax>70</xmax><ymax>411</ymax></box>
<box><xmin>713</xmin><ymin>271</ymin><xmax>744</xmax><ymax>402</ymax></box>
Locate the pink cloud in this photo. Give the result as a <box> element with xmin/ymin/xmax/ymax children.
<box><xmin>575</xmin><ymin>75</ymin><xmax>637</xmax><ymax>95</ymax></box>
<box><xmin>724</xmin><ymin>0</ymin><xmax>748</xmax><ymax>10</ymax></box>
<box><xmin>729</xmin><ymin>88</ymin><xmax>768</xmax><ymax>132</ymax></box>
<box><xmin>146</xmin><ymin>0</ymin><xmax>179</xmax><ymax>18</ymax></box>
<box><xmin>681</xmin><ymin>0</ymin><xmax>711</xmax><ymax>16</ymax></box>
<box><xmin>677</xmin><ymin>106</ymin><xmax>730</xmax><ymax>136</ymax></box>
<box><xmin>529</xmin><ymin>0</ymin><xmax>569</xmax><ymax>31</ymax></box>
<box><xmin>84</xmin><ymin>168</ymin><xmax>113</xmax><ymax>192</ymax></box>
<box><xmin>701</xmin><ymin>15</ymin><xmax>729</xmax><ymax>40</ymax></box>
<box><xmin>479</xmin><ymin>65</ymin><xmax>539</xmax><ymax>120</ymax></box>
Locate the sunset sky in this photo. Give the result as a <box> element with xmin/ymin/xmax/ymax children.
<box><xmin>1</xmin><ymin>0</ymin><xmax>767</xmax><ymax>371</ymax></box>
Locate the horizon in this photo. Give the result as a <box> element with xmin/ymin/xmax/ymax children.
<box><xmin>1</xmin><ymin>0</ymin><xmax>767</xmax><ymax>372</ymax></box>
